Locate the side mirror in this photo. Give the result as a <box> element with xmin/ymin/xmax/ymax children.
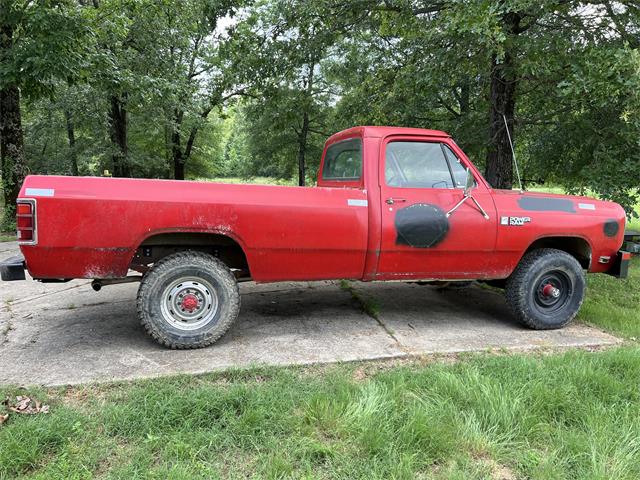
<box><xmin>463</xmin><ymin>168</ymin><xmax>475</xmax><ymax>196</ymax></box>
<box><xmin>447</xmin><ymin>167</ymin><xmax>489</xmax><ymax>220</ymax></box>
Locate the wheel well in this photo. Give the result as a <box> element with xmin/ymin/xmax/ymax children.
<box><xmin>525</xmin><ymin>237</ymin><xmax>591</xmax><ymax>269</ymax></box>
<box><xmin>131</xmin><ymin>232</ymin><xmax>250</xmax><ymax>278</ymax></box>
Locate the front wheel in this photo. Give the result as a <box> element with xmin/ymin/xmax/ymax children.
<box><xmin>137</xmin><ymin>251</ymin><xmax>240</xmax><ymax>349</ymax></box>
<box><xmin>505</xmin><ymin>248</ymin><xmax>585</xmax><ymax>330</ymax></box>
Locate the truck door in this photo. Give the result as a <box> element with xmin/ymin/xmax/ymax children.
<box><xmin>376</xmin><ymin>136</ymin><xmax>497</xmax><ymax>279</ymax></box>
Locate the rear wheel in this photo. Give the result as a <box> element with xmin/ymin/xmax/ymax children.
<box><xmin>505</xmin><ymin>248</ymin><xmax>585</xmax><ymax>329</ymax></box>
<box><xmin>137</xmin><ymin>251</ymin><xmax>240</xmax><ymax>349</ymax></box>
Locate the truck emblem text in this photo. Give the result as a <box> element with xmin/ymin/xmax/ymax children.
<box><xmin>501</xmin><ymin>216</ymin><xmax>531</xmax><ymax>226</ymax></box>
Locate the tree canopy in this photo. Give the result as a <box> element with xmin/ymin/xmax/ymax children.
<box><xmin>1</xmin><ymin>0</ymin><xmax>639</xmax><ymax>228</ymax></box>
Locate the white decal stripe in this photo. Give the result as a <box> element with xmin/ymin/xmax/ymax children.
<box><xmin>25</xmin><ymin>188</ymin><xmax>54</xmax><ymax>197</ymax></box>
<box><xmin>578</xmin><ymin>203</ymin><xmax>596</xmax><ymax>210</ymax></box>
<box><xmin>347</xmin><ymin>199</ymin><xmax>368</xmax><ymax>207</ymax></box>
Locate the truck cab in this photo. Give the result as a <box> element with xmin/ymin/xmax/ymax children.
<box><xmin>319</xmin><ymin>126</ymin><xmax>626</xmax><ymax>281</ymax></box>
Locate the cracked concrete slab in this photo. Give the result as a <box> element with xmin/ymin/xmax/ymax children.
<box><xmin>0</xmin><ymin>242</ymin><xmax>621</xmax><ymax>386</ymax></box>
<box><xmin>348</xmin><ymin>281</ymin><xmax>620</xmax><ymax>353</ymax></box>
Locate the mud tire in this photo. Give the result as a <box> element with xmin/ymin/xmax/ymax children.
<box><xmin>137</xmin><ymin>251</ymin><xmax>240</xmax><ymax>349</ymax></box>
<box><xmin>505</xmin><ymin>248</ymin><xmax>585</xmax><ymax>330</ymax></box>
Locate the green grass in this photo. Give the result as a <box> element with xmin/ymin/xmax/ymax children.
<box><xmin>1</xmin><ymin>348</ymin><xmax>640</xmax><ymax>479</ymax></box>
<box><xmin>527</xmin><ymin>185</ymin><xmax>566</xmax><ymax>196</ymax></box>
<box><xmin>0</xmin><ymin>233</ymin><xmax>15</xmax><ymax>242</ymax></box>
<box><xmin>578</xmin><ymin>256</ymin><xmax>640</xmax><ymax>339</ymax></box>
<box><xmin>195</xmin><ymin>176</ymin><xmax>296</xmax><ymax>186</ymax></box>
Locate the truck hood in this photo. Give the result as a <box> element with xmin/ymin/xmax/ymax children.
<box><xmin>491</xmin><ymin>189</ymin><xmax>626</xmax><ymax>219</ymax></box>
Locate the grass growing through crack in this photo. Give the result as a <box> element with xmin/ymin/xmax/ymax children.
<box><xmin>1</xmin><ymin>348</ymin><xmax>640</xmax><ymax>478</ymax></box>
<box><xmin>340</xmin><ymin>280</ymin><xmax>381</xmax><ymax>319</ymax></box>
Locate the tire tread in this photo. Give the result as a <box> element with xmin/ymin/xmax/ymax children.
<box><xmin>136</xmin><ymin>251</ymin><xmax>240</xmax><ymax>349</ymax></box>
<box><xmin>505</xmin><ymin>248</ymin><xmax>585</xmax><ymax>330</ymax></box>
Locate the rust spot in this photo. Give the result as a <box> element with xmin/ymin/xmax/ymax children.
<box><xmin>94</xmin><ymin>247</ymin><xmax>130</xmax><ymax>253</ymax></box>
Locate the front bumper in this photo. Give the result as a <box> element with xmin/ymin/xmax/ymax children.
<box><xmin>607</xmin><ymin>250</ymin><xmax>631</xmax><ymax>279</ymax></box>
<box><xmin>0</xmin><ymin>254</ymin><xmax>26</xmax><ymax>281</ymax></box>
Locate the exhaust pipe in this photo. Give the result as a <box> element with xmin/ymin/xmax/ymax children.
<box><xmin>91</xmin><ymin>276</ymin><xmax>142</xmax><ymax>291</ymax></box>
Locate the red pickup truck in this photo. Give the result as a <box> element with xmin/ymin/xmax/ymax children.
<box><xmin>1</xmin><ymin>126</ymin><xmax>630</xmax><ymax>348</ymax></box>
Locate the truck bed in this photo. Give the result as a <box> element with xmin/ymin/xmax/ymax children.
<box><xmin>19</xmin><ymin>175</ymin><xmax>369</xmax><ymax>281</ymax></box>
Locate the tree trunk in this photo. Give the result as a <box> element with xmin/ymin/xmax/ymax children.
<box><xmin>0</xmin><ymin>85</ymin><xmax>26</xmax><ymax>221</ymax></box>
<box><xmin>297</xmin><ymin>111</ymin><xmax>309</xmax><ymax>186</ymax></box>
<box><xmin>109</xmin><ymin>94</ymin><xmax>130</xmax><ymax>177</ymax></box>
<box><xmin>485</xmin><ymin>13</ymin><xmax>521</xmax><ymax>190</ymax></box>
<box><xmin>459</xmin><ymin>80</ymin><xmax>470</xmax><ymax>116</ymax></box>
<box><xmin>64</xmin><ymin>109</ymin><xmax>78</xmax><ymax>176</ymax></box>
<box><xmin>171</xmin><ymin>106</ymin><xmax>212</xmax><ymax>180</ymax></box>
<box><xmin>0</xmin><ymin>20</ymin><xmax>26</xmax><ymax>224</ymax></box>
<box><xmin>173</xmin><ymin>156</ymin><xmax>185</xmax><ymax>180</ymax></box>
<box><xmin>296</xmin><ymin>60</ymin><xmax>316</xmax><ymax>187</ymax></box>
<box><xmin>171</xmin><ymin>109</ymin><xmax>185</xmax><ymax>180</ymax></box>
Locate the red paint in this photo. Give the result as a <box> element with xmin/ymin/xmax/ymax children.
<box><xmin>376</xmin><ymin>134</ymin><xmax>498</xmax><ymax>278</ymax></box>
<box><xmin>542</xmin><ymin>284</ymin><xmax>559</xmax><ymax>297</ymax></box>
<box><xmin>17</xmin><ymin>126</ymin><xmax>626</xmax><ymax>282</ymax></box>
<box><xmin>181</xmin><ymin>294</ymin><xmax>199</xmax><ymax>312</ymax></box>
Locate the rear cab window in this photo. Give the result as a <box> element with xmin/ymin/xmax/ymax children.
<box><xmin>320</xmin><ymin>138</ymin><xmax>363</xmax><ymax>187</ymax></box>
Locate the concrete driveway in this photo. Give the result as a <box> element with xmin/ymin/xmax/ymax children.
<box><xmin>0</xmin><ymin>242</ymin><xmax>620</xmax><ymax>386</ymax></box>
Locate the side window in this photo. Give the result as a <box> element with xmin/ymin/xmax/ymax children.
<box><xmin>443</xmin><ymin>145</ymin><xmax>470</xmax><ymax>188</ymax></box>
<box><xmin>322</xmin><ymin>138</ymin><xmax>362</xmax><ymax>181</ymax></box>
<box><xmin>385</xmin><ymin>141</ymin><xmax>454</xmax><ymax>188</ymax></box>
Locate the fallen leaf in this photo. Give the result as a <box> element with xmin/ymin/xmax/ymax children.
<box><xmin>15</xmin><ymin>396</ymin><xmax>31</xmax><ymax>412</ymax></box>
<box><xmin>6</xmin><ymin>396</ymin><xmax>50</xmax><ymax>415</ymax></box>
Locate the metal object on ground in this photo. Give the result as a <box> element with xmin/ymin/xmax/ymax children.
<box><xmin>0</xmin><ymin>254</ymin><xmax>25</xmax><ymax>281</ymax></box>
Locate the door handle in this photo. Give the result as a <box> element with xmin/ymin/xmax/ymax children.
<box><xmin>386</xmin><ymin>197</ymin><xmax>407</xmax><ymax>205</ymax></box>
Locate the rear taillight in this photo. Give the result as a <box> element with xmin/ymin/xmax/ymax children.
<box><xmin>16</xmin><ymin>199</ymin><xmax>36</xmax><ymax>244</ymax></box>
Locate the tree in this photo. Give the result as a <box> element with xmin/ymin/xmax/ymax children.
<box><xmin>85</xmin><ymin>0</ymin><xmax>139</xmax><ymax>177</ymax></box>
<box><xmin>122</xmin><ymin>0</ymin><xmax>244</xmax><ymax>180</ymax></box>
<box><xmin>23</xmin><ymin>82</ymin><xmax>106</xmax><ymax>177</ymax></box>
<box><xmin>523</xmin><ymin>4</ymin><xmax>640</xmax><ymax>213</ymax></box>
<box><xmin>231</xmin><ymin>0</ymin><xmax>350</xmax><ymax>185</ymax></box>
<box><xmin>327</xmin><ymin>3</ymin><xmax>487</xmax><ymax>160</ymax></box>
<box><xmin>0</xmin><ymin>0</ymin><xmax>87</xmax><ymax>227</ymax></box>
<box><xmin>5</xmin><ymin>0</ymin><xmax>640</xmax><ymax>219</ymax></box>
<box><xmin>326</xmin><ymin>0</ymin><xmax>639</xmax><ymax>213</ymax></box>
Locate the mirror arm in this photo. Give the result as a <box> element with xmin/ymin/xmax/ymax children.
<box><xmin>446</xmin><ymin>195</ymin><xmax>469</xmax><ymax>217</ymax></box>
<box><xmin>446</xmin><ymin>193</ymin><xmax>490</xmax><ymax>220</ymax></box>
<box><xmin>469</xmin><ymin>195</ymin><xmax>490</xmax><ymax>220</ymax></box>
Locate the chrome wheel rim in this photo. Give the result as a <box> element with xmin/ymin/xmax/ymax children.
<box><xmin>160</xmin><ymin>277</ymin><xmax>218</xmax><ymax>330</ymax></box>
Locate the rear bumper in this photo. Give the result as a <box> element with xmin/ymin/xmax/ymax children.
<box><xmin>0</xmin><ymin>254</ymin><xmax>26</xmax><ymax>281</ymax></box>
<box><xmin>606</xmin><ymin>251</ymin><xmax>631</xmax><ymax>279</ymax></box>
